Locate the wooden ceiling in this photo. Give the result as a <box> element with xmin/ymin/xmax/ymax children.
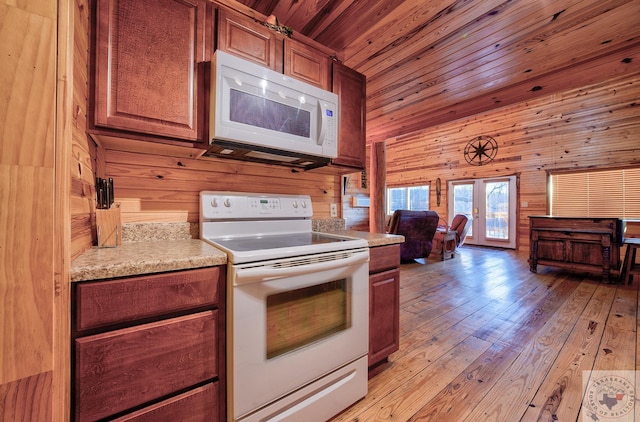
<box><xmin>232</xmin><ymin>0</ymin><xmax>640</xmax><ymax>144</ymax></box>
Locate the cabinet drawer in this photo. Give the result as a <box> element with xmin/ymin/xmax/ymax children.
<box><xmin>369</xmin><ymin>244</ymin><xmax>401</xmax><ymax>273</ymax></box>
<box><xmin>112</xmin><ymin>382</ymin><xmax>218</xmax><ymax>422</ymax></box>
<box><xmin>75</xmin><ymin>311</ymin><xmax>218</xmax><ymax>421</ymax></box>
<box><xmin>75</xmin><ymin>267</ymin><xmax>221</xmax><ymax>331</ymax></box>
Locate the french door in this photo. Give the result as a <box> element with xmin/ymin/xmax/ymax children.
<box><xmin>448</xmin><ymin>175</ymin><xmax>517</xmax><ymax>249</ymax></box>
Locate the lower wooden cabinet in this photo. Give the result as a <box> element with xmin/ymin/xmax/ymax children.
<box><xmin>368</xmin><ymin>244</ymin><xmax>400</xmax><ymax>367</ymax></box>
<box><xmin>111</xmin><ymin>383</ymin><xmax>218</xmax><ymax>422</ymax></box>
<box><xmin>72</xmin><ymin>267</ymin><xmax>225</xmax><ymax>421</ymax></box>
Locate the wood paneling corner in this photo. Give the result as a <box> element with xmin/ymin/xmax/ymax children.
<box><xmin>0</xmin><ymin>0</ymin><xmax>57</xmax><ymax>420</ymax></box>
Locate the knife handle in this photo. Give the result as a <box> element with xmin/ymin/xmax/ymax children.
<box><xmin>104</xmin><ymin>179</ymin><xmax>110</xmax><ymax>209</ymax></box>
<box><xmin>96</xmin><ymin>177</ymin><xmax>103</xmax><ymax>209</ymax></box>
<box><xmin>108</xmin><ymin>178</ymin><xmax>114</xmax><ymax>208</ymax></box>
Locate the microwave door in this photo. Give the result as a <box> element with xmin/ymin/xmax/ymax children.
<box><xmin>223</xmin><ymin>84</ymin><xmax>320</xmax><ymax>153</ymax></box>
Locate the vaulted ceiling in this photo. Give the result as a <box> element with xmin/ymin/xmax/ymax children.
<box><xmin>233</xmin><ymin>0</ymin><xmax>640</xmax><ymax>144</ymax></box>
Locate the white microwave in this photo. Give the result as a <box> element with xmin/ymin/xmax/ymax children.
<box><xmin>205</xmin><ymin>50</ymin><xmax>339</xmax><ymax>169</ymax></box>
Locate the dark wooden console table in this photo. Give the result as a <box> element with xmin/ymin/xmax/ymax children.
<box><xmin>529</xmin><ymin>216</ymin><xmax>622</xmax><ymax>282</ymax></box>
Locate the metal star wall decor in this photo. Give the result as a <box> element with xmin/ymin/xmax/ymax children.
<box><xmin>464</xmin><ymin>135</ymin><xmax>498</xmax><ymax>166</ymax></box>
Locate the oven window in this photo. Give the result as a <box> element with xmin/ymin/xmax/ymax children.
<box><xmin>266</xmin><ymin>279</ymin><xmax>350</xmax><ymax>359</ymax></box>
<box><xmin>230</xmin><ymin>89</ymin><xmax>311</xmax><ymax>138</ymax></box>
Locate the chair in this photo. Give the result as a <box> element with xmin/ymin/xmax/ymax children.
<box><xmin>388</xmin><ymin>210</ymin><xmax>440</xmax><ymax>262</ymax></box>
<box><xmin>619</xmin><ymin>239</ymin><xmax>640</xmax><ymax>284</ymax></box>
<box><xmin>433</xmin><ymin>214</ymin><xmax>471</xmax><ymax>260</ymax></box>
<box><xmin>450</xmin><ymin>214</ymin><xmax>472</xmax><ymax>247</ymax></box>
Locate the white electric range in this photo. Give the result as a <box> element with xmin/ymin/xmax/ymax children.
<box><xmin>200</xmin><ymin>191</ymin><xmax>370</xmax><ymax>422</ymax></box>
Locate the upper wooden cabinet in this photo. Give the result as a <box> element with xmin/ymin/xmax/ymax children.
<box><xmin>332</xmin><ymin>62</ymin><xmax>366</xmax><ymax>169</ymax></box>
<box><xmin>284</xmin><ymin>38</ymin><xmax>331</xmax><ymax>91</ymax></box>
<box><xmin>216</xmin><ymin>7</ymin><xmax>282</xmax><ymax>72</ymax></box>
<box><xmin>92</xmin><ymin>0</ymin><xmax>210</xmax><ymax>142</ymax></box>
<box><xmin>90</xmin><ymin>1</ymin><xmax>364</xmax><ymax>169</ymax></box>
<box><xmin>216</xmin><ymin>8</ymin><xmax>331</xmax><ymax>91</ymax></box>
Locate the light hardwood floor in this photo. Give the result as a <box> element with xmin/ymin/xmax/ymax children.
<box><xmin>333</xmin><ymin>246</ymin><xmax>639</xmax><ymax>421</ymax></box>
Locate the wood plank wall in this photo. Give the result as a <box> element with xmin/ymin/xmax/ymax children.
<box><xmin>341</xmin><ymin>168</ymin><xmax>370</xmax><ymax>231</ymax></box>
<box><xmin>70</xmin><ymin>0</ymin><xmax>97</xmax><ymax>260</ymax></box>
<box><xmin>103</xmin><ymin>148</ymin><xmax>341</xmax><ymax>226</ymax></box>
<box><xmin>0</xmin><ymin>0</ymin><xmax>57</xmax><ymax>419</ymax></box>
<box><xmin>364</xmin><ymin>71</ymin><xmax>640</xmax><ymax>252</ymax></box>
<box><xmin>71</xmin><ymin>137</ymin><xmax>343</xmax><ymax>259</ymax></box>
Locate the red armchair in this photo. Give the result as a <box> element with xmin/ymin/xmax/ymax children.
<box><xmin>434</xmin><ymin>214</ymin><xmax>472</xmax><ymax>259</ymax></box>
<box><xmin>449</xmin><ymin>214</ymin><xmax>472</xmax><ymax>247</ymax></box>
<box><xmin>388</xmin><ymin>210</ymin><xmax>440</xmax><ymax>262</ymax></box>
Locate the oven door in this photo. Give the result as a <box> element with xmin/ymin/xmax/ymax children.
<box><xmin>228</xmin><ymin>248</ymin><xmax>369</xmax><ymax>420</ymax></box>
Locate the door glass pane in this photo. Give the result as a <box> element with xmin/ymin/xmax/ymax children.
<box><xmin>453</xmin><ymin>184</ymin><xmax>473</xmax><ymax>236</ymax></box>
<box><xmin>230</xmin><ymin>89</ymin><xmax>311</xmax><ymax>137</ymax></box>
<box><xmin>266</xmin><ymin>279</ymin><xmax>349</xmax><ymax>359</ymax></box>
<box><xmin>485</xmin><ymin>181</ymin><xmax>509</xmax><ymax>240</ymax></box>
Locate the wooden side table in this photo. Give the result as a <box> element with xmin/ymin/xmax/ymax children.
<box><xmin>437</xmin><ymin>229</ymin><xmax>457</xmax><ymax>261</ymax></box>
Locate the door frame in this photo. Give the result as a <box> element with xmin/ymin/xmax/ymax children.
<box><xmin>447</xmin><ymin>175</ymin><xmax>518</xmax><ymax>249</ymax></box>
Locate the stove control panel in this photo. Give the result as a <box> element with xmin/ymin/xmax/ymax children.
<box><xmin>200</xmin><ymin>191</ymin><xmax>313</xmax><ymax>220</ymax></box>
<box><xmin>250</xmin><ymin>197</ymin><xmax>281</xmax><ymax>211</ymax></box>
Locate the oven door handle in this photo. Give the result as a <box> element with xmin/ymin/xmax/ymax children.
<box><xmin>233</xmin><ymin>250</ymin><xmax>369</xmax><ymax>285</ymax></box>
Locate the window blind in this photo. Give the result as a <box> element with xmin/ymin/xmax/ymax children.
<box><xmin>550</xmin><ymin>167</ymin><xmax>640</xmax><ymax>218</ymax></box>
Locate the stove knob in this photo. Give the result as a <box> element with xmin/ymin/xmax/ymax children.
<box><xmin>301</xmin><ymin>200</ymin><xmax>307</xmax><ymax>208</ymax></box>
<box><xmin>292</xmin><ymin>200</ymin><xmax>298</xmax><ymax>208</ymax></box>
<box><xmin>211</xmin><ymin>198</ymin><xmax>218</xmax><ymax>208</ymax></box>
<box><xmin>224</xmin><ymin>198</ymin><xmax>231</xmax><ymax>207</ymax></box>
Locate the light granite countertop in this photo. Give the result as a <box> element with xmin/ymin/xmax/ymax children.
<box><xmin>329</xmin><ymin>230</ymin><xmax>405</xmax><ymax>247</ymax></box>
<box><xmin>70</xmin><ymin>239</ymin><xmax>227</xmax><ymax>282</ymax></box>
<box><xmin>70</xmin><ymin>222</ymin><xmax>404</xmax><ymax>282</ymax></box>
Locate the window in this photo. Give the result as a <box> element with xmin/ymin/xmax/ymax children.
<box><xmin>387</xmin><ymin>185</ymin><xmax>429</xmax><ymax>214</ymax></box>
<box><xmin>550</xmin><ymin>167</ymin><xmax>640</xmax><ymax>218</ymax></box>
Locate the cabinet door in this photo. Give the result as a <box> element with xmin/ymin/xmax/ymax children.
<box><xmin>368</xmin><ymin>268</ymin><xmax>400</xmax><ymax>367</ymax></box>
<box><xmin>93</xmin><ymin>0</ymin><xmax>209</xmax><ymax>141</ymax></box>
<box><xmin>217</xmin><ymin>7</ymin><xmax>283</xmax><ymax>72</ymax></box>
<box><xmin>332</xmin><ymin>62</ymin><xmax>366</xmax><ymax>169</ymax></box>
<box><xmin>284</xmin><ymin>38</ymin><xmax>331</xmax><ymax>90</ymax></box>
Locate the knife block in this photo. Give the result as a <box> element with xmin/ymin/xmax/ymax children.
<box><xmin>96</xmin><ymin>204</ymin><xmax>122</xmax><ymax>247</ymax></box>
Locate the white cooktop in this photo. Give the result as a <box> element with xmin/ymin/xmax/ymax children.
<box><xmin>200</xmin><ymin>191</ymin><xmax>367</xmax><ymax>264</ymax></box>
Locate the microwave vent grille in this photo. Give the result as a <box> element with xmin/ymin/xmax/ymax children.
<box><xmin>202</xmin><ymin>139</ymin><xmax>331</xmax><ymax>170</ymax></box>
